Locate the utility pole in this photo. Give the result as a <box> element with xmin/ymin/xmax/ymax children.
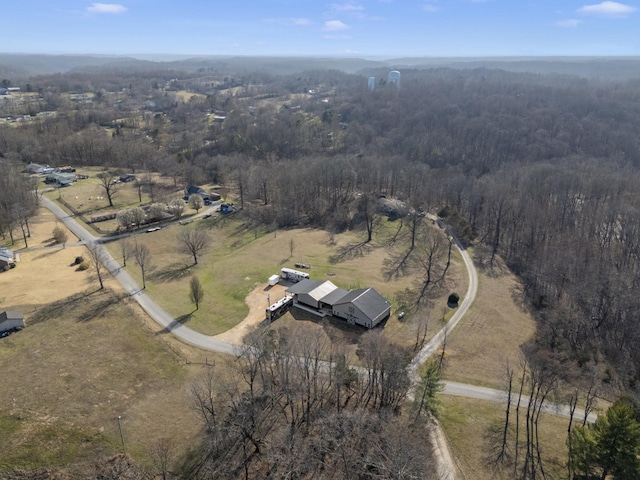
<box><xmin>117</xmin><ymin>415</ymin><xmax>126</xmax><ymax>455</ymax></box>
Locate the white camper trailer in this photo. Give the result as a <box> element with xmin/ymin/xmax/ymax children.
<box><xmin>280</xmin><ymin>268</ymin><xmax>310</xmax><ymax>283</ymax></box>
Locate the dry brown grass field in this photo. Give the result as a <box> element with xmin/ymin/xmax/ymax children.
<box><xmin>0</xmin><ymin>199</ymin><xmax>579</xmax><ymax>477</ymax></box>
<box><xmin>0</xmin><ymin>207</ymin><xmax>228</xmax><ymax>475</ymax></box>
<box><xmin>440</xmin><ymin>396</ymin><xmax>570</xmax><ymax>480</ymax></box>
<box><xmin>442</xmin><ymin>257</ymin><xmax>537</xmax><ymax>389</ymax></box>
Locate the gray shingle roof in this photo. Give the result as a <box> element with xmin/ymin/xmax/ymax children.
<box><xmin>333</xmin><ymin>288</ymin><xmax>391</xmax><ymax>322</ymax></box>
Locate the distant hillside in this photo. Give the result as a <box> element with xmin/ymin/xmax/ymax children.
<box><xmin>384</xmin><ymin>56</ymin><xmax>640</xmax><ymax>80</ymax></box>
<box><xmin>0</xmin><ymin>53</ymin><xmax>386</xmax><ymax>79</ymax></box>
<box><xmin>2</xmin><ymin>53</ymin><xmax>640</xmax><ymax>80</ymax></box>
<box><xmin>0</xmin><ymin>53</ymin><xmax>135</xmax><ymax>77</ymax></box>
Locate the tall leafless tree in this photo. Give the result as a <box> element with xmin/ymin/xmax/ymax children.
<box><xmin>96</xmin><ymin>170</ymin><xmax>123</xmax><ymax>207</ymax></box>
<box><xmin>87</xmin><ymin>241</ymin><xmax>108</xmax><ymax>290</ymax></box>
<box><xmin>134</xmin><ymin>242</ymin><xmax>151</xmax><ymax>289</ymax></box>
<box><xmin>189</xmin><ymin>275</ymin><xmax>205</xmax><ymax>310</ymax></box>
<box><xmin>178</xmin><ymin>228</ymin><xmax>209</xmax><ymax>266</ymax></box>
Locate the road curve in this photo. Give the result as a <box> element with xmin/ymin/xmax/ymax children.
<box><xmin>408</xmin><ymin>223</ymin><xmax>478</xmax><ymax>380</ymax></box>
<box><xmin>40</xmin><ymin>196</ymin><xmax>239</xmax><ymax>356</ymax></box>
<box><xmin>42</xmin><ymin>197</ymin><xmax>477</xmax><ymax>366</ymax></box>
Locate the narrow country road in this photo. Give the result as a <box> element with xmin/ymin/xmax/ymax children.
<box><xmin>408</xmin><ymin>218</ymin><xmax>478</xmax><ymax>380</ymax></box>
<box><xmin>40</xmin><ymin>196</ymin><xmax>239</xmax><ymax>356</ymax></box>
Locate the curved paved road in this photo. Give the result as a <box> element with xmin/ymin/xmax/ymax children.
<box><xmin>408</xmin><ymin>221</ymin><xmax>478</xmax><ymax>380</ymax></box>
<box><xmin>41</xmin><ymin>196</ymin><xmax>239</xmax><ymax>356</ymax></box>
<box><xmin>40</xmin><ymin>197</ymin><xmax>592</xmax><ymax>479</ymax></box>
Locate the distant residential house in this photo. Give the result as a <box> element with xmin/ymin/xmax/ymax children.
<box><xmin>0</xmin><ymin>247</ymin><xmax>15</xmax><ymax>270</ymax></box>
<box><xmin>286</xmin><ymin>279</ymin><xmax>348</xmax><ymax>311</ymax></box>
<box><xmin>26</xmin><ymin>163</ymin><xmax>47</xmax><ymax>174</ymax></box>
<box><xmin>0</xmin><ymin>311</ymin><xmax>25</xmax><ymax>333</ymax></box>
<box><xmin>45</xmin><ymin>172</ymin><xmax>76</xmax><ymax>186</ymax></box>
<box><xmin>184</xmin><ymin>185</ymin><xmax>211</xmax><ymax>204</ymax></box>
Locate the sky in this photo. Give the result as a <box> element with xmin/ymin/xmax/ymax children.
<box><xmin>1</xmin><ymin>0</ymin><xmax>639</xmax><ymax>57</ymax></box>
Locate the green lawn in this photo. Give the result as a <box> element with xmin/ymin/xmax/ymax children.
<box><xmin>105</xmin><ymin>210</ymin><xmax>465</xmax><ymax>345</ymax></box>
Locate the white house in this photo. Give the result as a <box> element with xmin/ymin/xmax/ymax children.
<box><xmin>0</xmin><ymin>311</ymin><xmax>24</xmax><ymax>333</ymax></box>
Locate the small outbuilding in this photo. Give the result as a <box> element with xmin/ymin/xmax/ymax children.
<box><xmin>0</xmin><ymin>311</ymin><xmax>24</xmax><ymax>333</ymax></box>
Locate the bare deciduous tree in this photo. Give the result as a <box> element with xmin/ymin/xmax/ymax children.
<box><xmin>134</xmin><ymin>242</ymin><xmax>151</xmax><ymax>289</ymax></box>
<box><xmin>149</xmin><ymin>437</ymin><xmax>175</xmax><ymax>480</ymax></box>
<box><xmin>178</xmin><ymin>228</ymin><xmax>209</xmax><ymax>265</ymax></box>
<box><xmin>96</xmin><ymin>170</ymin><xmax>123</xmax><ymax>207</ymax></box>
<box><xmin>52</xmin><ymin>225</ymin><xmax>68</xmax><ymax>248</ymax></box>
<box><xmin>118</xmin><ymin>237</ymin><xmax>132</xmax><ymax>267</ymax></box>
<box><xmin>87</xmin><ymin>241</ymin><xmax>108</xmax><ymax>290</ymax></box>
<box><xmin>189</xmin><ymin>275</ymin><xmax>205</xmax><ymax>310</ymax></box>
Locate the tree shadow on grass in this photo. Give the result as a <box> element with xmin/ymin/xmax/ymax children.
<box><xmin>150</xmin><ymin>262</ymin><xmax>193</xmax><ymax>283</ymax></box>
<box><xmin>27</xmin><ymin>288</ymin><xmax>125</xmax><ymax>326</ymax></box>
<box><xmin>33</xmin><ymin>247</ymin><xmax>63</xmax><ymax>260</ymax></box>
<box><xmin>157</xmin><ymin>312</ymin><xmax>193</xmax><ymax>335</ymax></box>
<box><xmin>328</xmin><ymin>241</ymin><xmax>370</xmax><ymax>264</ymax></box>
<box><xmin>77</xmin><ymin>290</ymin><xmax>129</xmax><ymax>322</ymax></box>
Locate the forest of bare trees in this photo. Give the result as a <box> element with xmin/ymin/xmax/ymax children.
<box><xmin>182</xmin><ymin>326</ymin><xmax>436</xmax><ymax>479</ymax></box>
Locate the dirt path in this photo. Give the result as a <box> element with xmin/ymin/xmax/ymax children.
<box><xmin>212</xmin><ymin>283</ymin><xmax>287</xmax><ymax>345</ymax></box>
